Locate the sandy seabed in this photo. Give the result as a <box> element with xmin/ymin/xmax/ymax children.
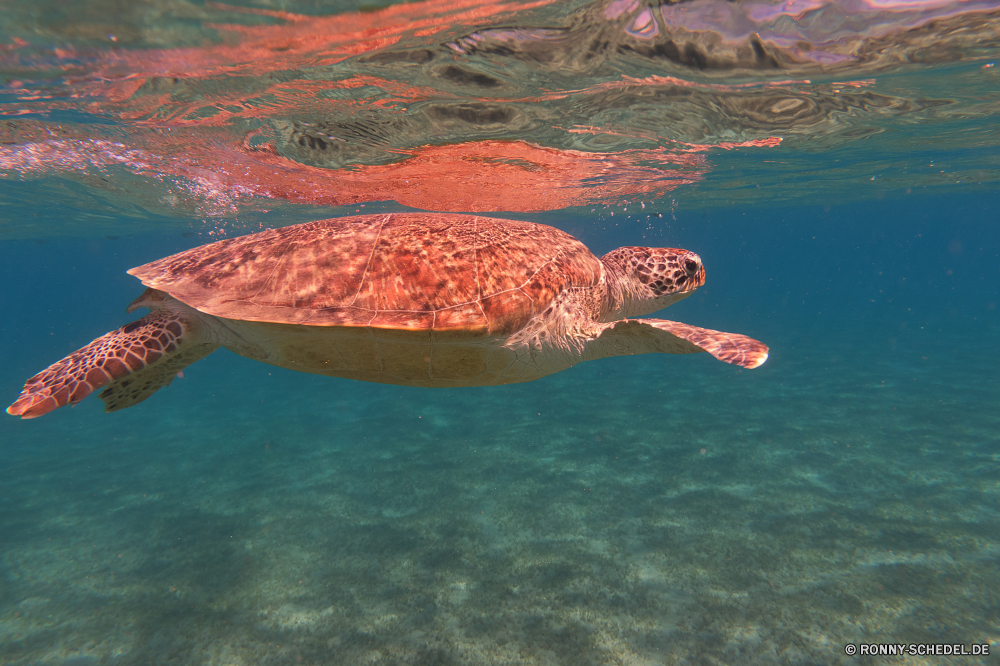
<box><xmin>2</xmin><ymin>331</ymin><xmax>998</xmax><ymax>666</ymax></box>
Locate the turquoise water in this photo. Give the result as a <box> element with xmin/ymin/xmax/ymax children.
<box><xmin>2</xmin><ymin>1</ymin><xmax>999</xmax><ymax>664</ymax></box>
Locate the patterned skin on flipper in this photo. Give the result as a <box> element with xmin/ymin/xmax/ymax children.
<box><xmin>584</xmin><ymin>319</ymin><xmax>769</xmax><ymax>369</ymax></box>
<box><xmin>99</xmin><ymin>342</ymin><xmax>218</xmax><ymax>412</ymax></box>
<box><xmin>648</xmin><ymin>320</ymin><xmax>769</xmax><ymax>368</ymax></box>
<box><xmin>6</xmin><ymin>309</ymin><xmax>213</xmax><ymax>419</ymax></box>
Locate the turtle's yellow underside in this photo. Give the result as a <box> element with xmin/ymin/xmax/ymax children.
<box><xmin>224</xmin><ymin>319</ymin><xmax>538</xmax><ymax>387</ymax></box>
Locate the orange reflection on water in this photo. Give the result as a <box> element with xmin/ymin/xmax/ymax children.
<box><xmin>142</xmin><ymin>137</ymin><xmax>717</xmax><ymax>213</ymax></box>
<box><xmin>12</xmin><ymin>0</ymin><xmax>559</xmax><ymax>78</ymax></box>
<box><xmin>92</xmin><ymin>75</ymin><xmax>446</xmax><ymax>127</ymax></box>
<box><xmin>2</xmin><ymin>0</ymin><xmax>558</xmax><ymax>122</ymax></box>
<box><xmin>0</xmin><ymin>124</ymin><xmax>779</xmax><ymax>214</ymax></box>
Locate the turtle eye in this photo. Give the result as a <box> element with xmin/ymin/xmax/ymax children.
<box><xmin>684</xmin><ymin>259</ymin><xmax>699</xmax><ymax>274</ymax></box>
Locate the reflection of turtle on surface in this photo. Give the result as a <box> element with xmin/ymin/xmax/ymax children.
<box><xmin>7</xmin><ymin>213</ymin><xmax>768</xmax><ymax>419</ymax></box>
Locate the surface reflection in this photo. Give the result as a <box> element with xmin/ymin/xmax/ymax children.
<box><xmin>0</xmin><ymin>120</ymin><xmax>780</xmax><ymax>221</ymax></box>
<box><xmin>0</xmin><ymin>0</ymin><xmax>998</xmax><ymax>236</ymax></box>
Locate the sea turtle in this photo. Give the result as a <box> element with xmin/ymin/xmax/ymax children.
<box><xmin>7</xmin><ymin>213</ymin><xmax>767</xmax><ymax>419</ymax></box>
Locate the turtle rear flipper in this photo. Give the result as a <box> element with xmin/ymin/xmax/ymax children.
<box><xmin>584</xmin><ymin>319</ymin><xmax>768</xmax><ymax>369</ymax></box>
<box><xmin>7</xmin><ymin>309</ymin><xmax>218</xmax><ymax>419</ymax></box>
<box><xmin>99</xmin><ymin>342</ymin><xmax>217</xmax><ymax>412</ymax></box>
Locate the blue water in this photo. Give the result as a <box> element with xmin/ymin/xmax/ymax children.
<box><xmin>2</xmin><ymin>0</ymin><xmax>1000</xmax><ymax>663</ymax></box>
<box><xmin>2</xmin><ymin>193</ymin><xmax>997</xmax><ymax>664</ymax></box>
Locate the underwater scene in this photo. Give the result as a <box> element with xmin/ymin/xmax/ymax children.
<box><xmin>1</xmin><ymin>0</ymin><xmax>999</xmax><ymax>664</ymax></box>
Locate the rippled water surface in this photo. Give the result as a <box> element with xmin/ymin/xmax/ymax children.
<box><xmin>1</xmin><ymin>1</ymin><xmax>999</xmax><ymax>664</ymax></box>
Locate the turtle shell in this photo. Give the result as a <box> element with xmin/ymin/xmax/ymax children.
<box><xmin>128</xmin><ymin>213</ymin><xmax>603</xmax><ymax>337</ymax></box>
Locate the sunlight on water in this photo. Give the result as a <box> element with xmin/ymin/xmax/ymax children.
<box><xmin>1</xmin><ymin>0</ymin><xmax>998</xmax><ymax>664</ymax></box>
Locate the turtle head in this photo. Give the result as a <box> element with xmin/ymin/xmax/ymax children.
<box><xmin>600</xmin><ymin>246</ymin><xmax>705</xmax><ymax>319</ymax></box>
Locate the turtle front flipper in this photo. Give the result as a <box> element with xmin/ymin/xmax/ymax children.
<box><xmin>584</xmin><ymin>319</ymin><xmax>768</xmax><ymax>369</ymax></box>
<box><xmin>7</xmin><ymin>309</ymin><xmax>219</xmax><ymax>419</ymax></box>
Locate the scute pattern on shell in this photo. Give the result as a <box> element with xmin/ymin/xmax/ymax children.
<box><xmin>128</xmin><ymin>213</ymin><xmax>604</xmax><ymax>336</ymax></box>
